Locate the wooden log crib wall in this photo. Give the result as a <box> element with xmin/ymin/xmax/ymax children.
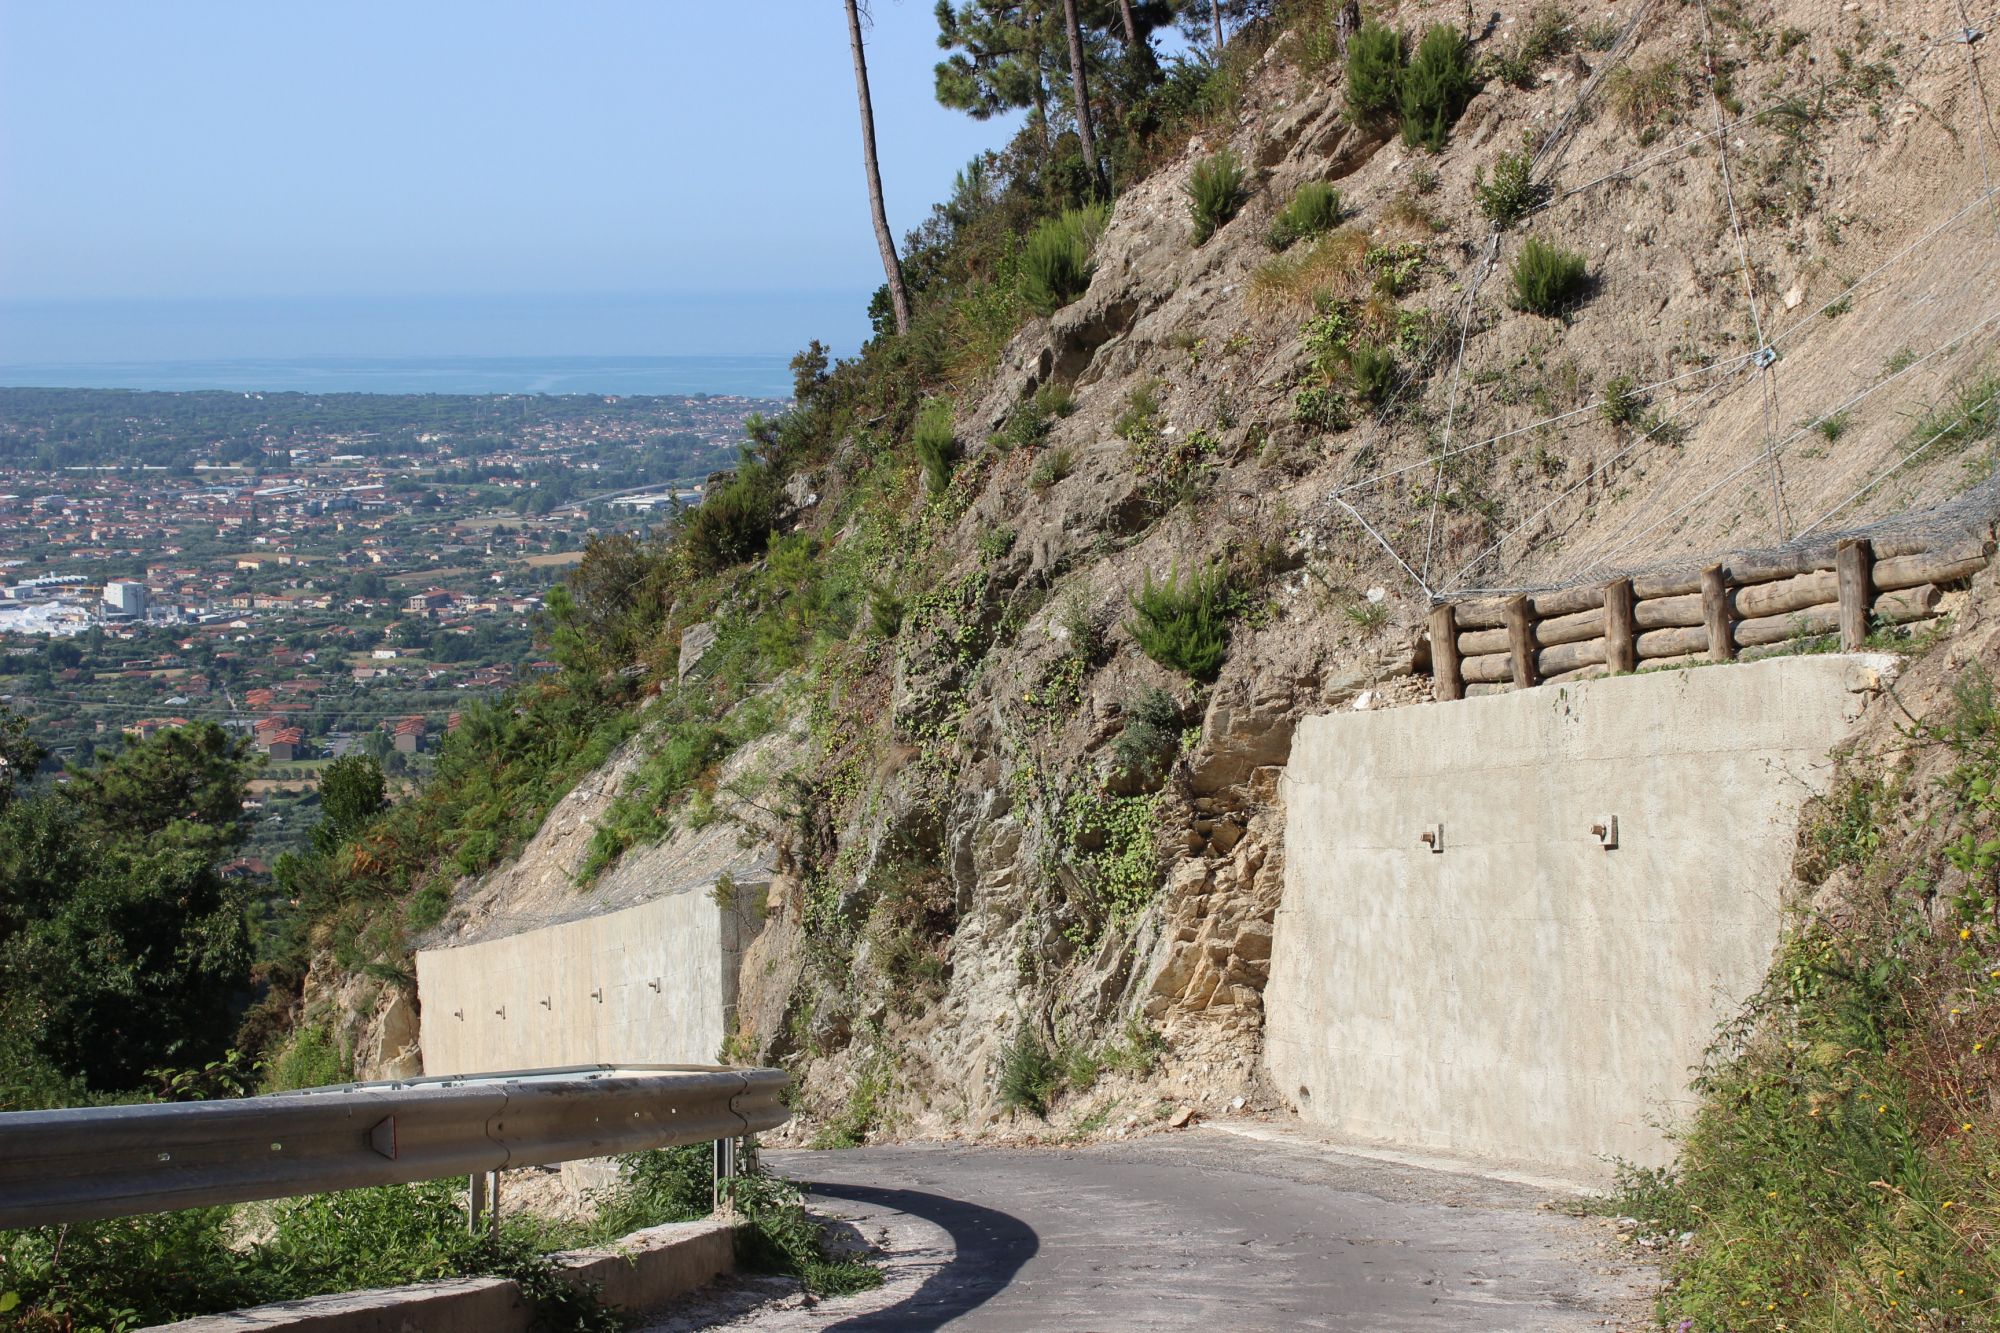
<box><xmin>1424</xmin><ymin>533</ymin><xmax>1995</xmax><ymax>700</ymax></box>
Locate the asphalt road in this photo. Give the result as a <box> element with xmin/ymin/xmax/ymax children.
<box><xmin>641</xmin><ymin>1124</ymin><xmax>1654</xmax><ymax>1332</ymax></box>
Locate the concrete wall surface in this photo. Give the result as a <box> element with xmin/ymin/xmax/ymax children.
<box><xmin>152</xmin><ymin>1220</ymin><xmax>737</xmax><ymax>1332</ymax></box>
<box><xmin>416</xmin><ymin>885</ymin><xmax>764</xmax><ymax>1074</ymax></box>
<box><xmin>1264</xmin><ymin>654</ymin><xmax>1893</xmax><ymax>1185</ymax></box>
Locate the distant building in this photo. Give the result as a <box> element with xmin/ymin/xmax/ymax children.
<box><xmin>103</xmin><ymin>581</ymin><xmax>148</xmax><ymax>619</ymax></box>
<box><xmin>392</xmin><ymin>716</ymin><xmax>426</xmax><ymax>754</ymax></box>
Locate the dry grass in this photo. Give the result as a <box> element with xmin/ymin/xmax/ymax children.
<box><xmin>1248</xmin><ymin>226</ymin><xmax>1371</xmax><ymax>313</ymax></box>
<box><xmin>1606</xmin><ymin>57</ymin><xmax>1690</xmax><ymax>131</ymax></box>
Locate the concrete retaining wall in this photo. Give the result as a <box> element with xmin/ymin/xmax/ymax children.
<box><xmin>152</xmin><ymin>1219</ymin><xmax>736</xmax><ymax>1331</ymax></box>
<box><xmin>1264</xmin><ymin>654</ymin><xmax>1892</xmax><ymax>1185</ymax></box>
<box><xmin>416</xmin><ymin>885</ymin><xmax>765</xmax><ymax>1074</ymax></box>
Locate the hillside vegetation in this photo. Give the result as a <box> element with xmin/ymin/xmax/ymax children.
<box><xmin>10</xmin><ymin>2</ymin><xmax>2000</xmax><ymax>1328</ymax></box>
<box><xmin>288</xmin><ymin>0</ymin><xmax>2000</xmax><ymax>1154</ymax></box>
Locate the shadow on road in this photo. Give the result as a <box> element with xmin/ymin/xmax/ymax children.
<box><xmin>804</xmin><ymin>1181</ymin><xmax>1038</xmax><ymax>1330</ymax></box>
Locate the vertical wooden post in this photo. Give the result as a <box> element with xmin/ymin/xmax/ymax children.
<box><xmin>1604</xmin><ymin>577</ymin><xmax>1636</xmax><ymax>674</ymax></box>
<box><xmin>1504</xmin><ymin>594</ymin><xmax>1539</xmax><ymax>689</ymax></box>
<box><xmin>1429</xmin><ymin>603</ymin><xmax>1463</xmax><ymax>701</ymax></box>
<box><xmin>1836</xmin><ymin>538</ymin><xmax>1875</xmax><ymax>651</ymax></box>
<box><xmin>1700</xmin><ymin>563</ymin><xmax>1735</xmax><ymax>661</ymax></box>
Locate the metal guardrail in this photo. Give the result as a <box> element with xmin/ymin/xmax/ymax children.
<box><xmin>0</xmin><ymin>1064</ymin><xmax>788</xmax><ymax>1231</ymax></box>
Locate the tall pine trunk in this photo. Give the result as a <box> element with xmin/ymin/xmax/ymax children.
<box><xmin>845</xmin><ymin>0</ymin><xmax>910</xmax><ymax>336</ymax></box>
<box><xmin>1116</xmin><ymin>0</ymin><xmax>1157</xmax><ymax>78</ymax></box>
<box><xmin>1060</xmin><ymin>0</ymin><xmax>1101</xmax><ymax>189</ymax></box>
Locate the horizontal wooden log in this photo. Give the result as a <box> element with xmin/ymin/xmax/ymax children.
<box><xmin>1536</xmin><ymin>606</ymin><xmax>1606</xmax><ymax>647</ymax></box>
<box><xmin>1541</xmin><ymin>664</ymin><xmax>1610</xmax><ymax>686</ymax></box>
<box><xmin>1530</xmin><ymin>584</ymin><xmax>1605</xmax><ymax>618</ymax></box>
<box><xmin>1874</xmin><ymin>539</ymin><xmax>1992</xmax><ymax>591</ymax></box>
<box><xmin>1734</xmin><ymin>570</ymin><xmax>1835</xmax><ymax>619</ymax></box>
<box><xmin>1722</xmin><ymin>541</ymin><xmax>1839</xmax><ymax>584</ymax></box>
<box><xmin>1452</xmin><ymin>600</ymin><xmax>1507</xmax><ymax>630</ymax></box>
<box><xmin>1461</xmin><ymin>651</ymin><xmax>1513</xmax><ymax>683</ymax></box>
<box><xmin>1633</xmin><ymin>592</ymin><xmax>1704</xmax><ymax>629</ymax></box>
<box><xmin>1636</xmin><ymin>624</ymin><xmax>1709</xmax><ymax>658</ymax></box>
<box><xmin>1632</xmin><ymin>571</ymin><xmax>1702</xmax><ymax>599</ymax></box>
<box><xmin>1457</xmin><ymin>625</ymin><xmax>1510</xmax><ymax>656</ymax></box>
<box><xmin>1536</xmin><ymin>637</ymin><xmax>1608</xmax><ymax>676</ymax></box>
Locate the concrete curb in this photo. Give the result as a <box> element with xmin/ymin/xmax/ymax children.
<box><xmin>150</xmin><ymin>1218</ymin><xmax>736</xmax><ymax>1331</ymax></box>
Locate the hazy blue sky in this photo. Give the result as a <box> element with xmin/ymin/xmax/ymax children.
<box><xmin>0</xmin><ymin>2</ymin><xmax>1020</xmax><ymax>363</ymax></box>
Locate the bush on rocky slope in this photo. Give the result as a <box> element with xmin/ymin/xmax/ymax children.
<box><xmin>1611</xmin><ymin>639</ymin><xmax>2000</xmax><ymax>1330</ymax></box>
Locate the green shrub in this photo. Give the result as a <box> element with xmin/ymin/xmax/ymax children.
<box><xmin>1266</xmin><ymin>181</ymin><xmax>1343</xmax><ymax>251</ymax></box>
<box><xmin>1508</xmin><ymin>236</ymin><xmax>1589</xmax><ymax>315</ymax></box>
<box><xmin>1601</xmin><ymin>374</ymin><xmax>1644</xmax><ymax>427</ymax></box>
<box><xmin>725</xmin><ymin>1171</ymin><xmax>883</xmax><ymax>1296</ymax></box>
<box><xmin>684</xmin><ymin>456</ymin><xmax>779</xmax><ymax>574</ymax></box>
<box><xmin>912</xmin><ymin>398</ymin><xmax>958</xmax><ymax>494</ymax></box>
<box><xmin>998</xmin><ymin>1026</ymin><xmax>1062</xmax><ymax>1117</ymax></box>
<box><xmin>1347</xmin><ymin>341</ymin><xmax>1397</xmax><ymax>402</ymax></box>
<box><xmin>1111</xmin><ymin>686</ymin><xmax>1184</xmax><ymax>784</ymax></box>
<box><xmin>266</xmin><ymin>1023</ymin><xmax>350</xmax><ymax>1091</ymax></box>
<box><xmin>1345</xmin><ymin>21</ymin><xmax>1407</xmax><ymax>130</ymax></box>
<box><xmin>1114</xmin><ymin>378</ymin><xmax>1163</xmax><ymax>443</ymax></box>
<box><xmin>1475</xmin><ymin>146</ymin><xmax>1547</xmax><ymax>229</ymax></box>
<box><xmin>1401</xmin><ymin>25</ymin><xmax>1477</xmax><ymax>151</ymax></box>
<box><xmin>1187</xmin><ymin>149</ymin><xmax>1247</xmax><ymax>246</ymax></box>
<box><xmin>589</xmin><ymin>1146</ymin><xmax>712</xmax><ymax>1241</ymax></box>
<box><xmin>1021</xmin><ymin>204</ymin><xmax>1109</xmax><ymax>316</ymax></box>
<box><xmin>1029</xmin><ymin>444</ymin><xmax>1076</xmax><ymax>492</ymax></box>
<box><xmin>1293</xmin><ymin>383</ymin><xmax>1352</xmax><ymax>431</ymax></box>
<box><xmin>1126</xmin><ymin>563</ymin><xmax>1232</xmax><ymax>681</ymax></box>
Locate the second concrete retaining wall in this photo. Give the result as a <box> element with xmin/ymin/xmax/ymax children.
<box><xmin>1264</xmin><ymin>654</ymin><xmax>1892</xmax><ymax>1185</ymax></box>
<box><xmin>416</xmin><ymin>886</ymin><xmax>765</xmax><ymax>1074</ymax></box>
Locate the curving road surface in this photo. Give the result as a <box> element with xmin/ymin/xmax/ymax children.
<box><xmin>641</xmin><ymin>1123</ymin><xmax>1655</xmax><ymax>1332</ymax></box>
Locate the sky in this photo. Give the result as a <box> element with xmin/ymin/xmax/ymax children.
<box><xmin>0</xmin><ymin>2</ymin><xmax>1021</xmax><ymax>366</ymax></box>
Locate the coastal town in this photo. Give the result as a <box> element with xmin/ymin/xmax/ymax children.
<box><xmin>0</xmin><ymin>386</ymin><xmax>780</xmax><ymax>842</ymax></box>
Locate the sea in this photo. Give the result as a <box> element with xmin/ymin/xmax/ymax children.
<box><xmin>0</xmin><ymin>291</ymin><xmax>868</xmax><ymax>399</ymax></box>
<box><xmin>0</xmin><ymin>354</ymin><xmax>797</xmax><ymax>400</ymax></box>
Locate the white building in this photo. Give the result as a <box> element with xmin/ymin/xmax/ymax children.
<box><xmin>103</xmin><ymin>582</ymin><xmax>148</xmax><ymax>618</ymax></box>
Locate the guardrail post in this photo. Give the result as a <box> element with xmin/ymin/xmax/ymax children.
<box><xmin>467</xmin><ymin>1169</ymin><xmax>499</xmax><ymax>1235</ymax></box>
<box><xmin>712</xmin><ymin>1136</ymin><xmax>739</xmax><ymax>1211</ymax></box>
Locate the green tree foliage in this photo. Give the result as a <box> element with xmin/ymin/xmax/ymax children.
<box><xmin>1344</xmin><ymin>20</ymin><xmax>1406</xmax><ymax>131</ymax></box>
<box><xmin>1126</xmin><ymin>563</ymin><xmax>1232</xmax><ymax>680</ymax></box>
<box><xmin>0</xmin><ymin>723</ymin><xmax>256</xmax><ymax>1103</ymax></box>
<box><xmin>313</xmin><ymin>754</ymin><xmax>388</xmax><ymax>855</ymax></box>
<box><xmin>681</xmin><ymin>455</ymin><xmax>782</xmax><ymax>575</ymax></box>
<box><xmin>544</xmin><ymin>530</ymin><xmax>677</xmax><ymax>675</ymax></box>
<box><xmin>1187</xmin><ymin>147</ymin><xmax>1246</xmax><ymax>245</ymax></box>
<box><xmin>67</xmin><ymin>721</ymin><xmax>253</xmax><ymax>855</ymax></box>
<box><xmin>1400</xmin><ymin>25</ymin><xmax>1477</xmax><ymax>151</ymax></box>
<box><xmin>0</xmin><ymin>706</ymin><xmax>45</xmax><ymax>813</ymax></box>
<box><xmin>1021</xmin><ymin>202</ymin><xmax>1110</xmax><ymax>314</ymax></box>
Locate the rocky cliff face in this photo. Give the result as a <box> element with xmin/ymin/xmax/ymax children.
<box><xmin>378</xmin><ymin>0</ymin><xmax>2000</xmax><ymax>1138</ymax></box>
